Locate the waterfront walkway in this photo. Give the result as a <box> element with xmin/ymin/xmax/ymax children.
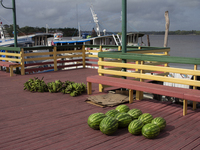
<box><xmin>0</xmin><ymin>68</ymin><xmax>200</xmax><ymax>149</ymax></box>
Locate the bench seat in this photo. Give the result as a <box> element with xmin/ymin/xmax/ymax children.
<box><xmin>87</xmin><ymin>75</ymin><xmax>200</xmax><ymax>116</ymax></box>
<box><xmin>0</xmin><ymin>61</ymin><xmax>21</xmax><ymax>77</ymax></box>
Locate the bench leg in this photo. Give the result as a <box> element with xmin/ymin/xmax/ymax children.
<box><xmin>87</xmin><ymin>82</ymin><xmax>92</xmax><ymax>95</ymax></box>
<box><xmin>129</xmin><ymin>90</ymin><xmax>133</xmax><ymax>104</ymax></box>
<box><xmin>10</xmin><ymin>66</ymin><xmax>13</xmax><ymax>77</ymax></box>
<box><xmin>183</xmin><ymin>99</ymin><xmax>187</xmax><ymax>116</ymax></box>
<box><xmin>136</xmin><ymin>91</ymin><xmax>143</xmax><ymax>100</ymax></box>
<box><xmin>99</xmin><ymin>84</ymin><xmax>104</xmax><ymax>92</ymax></box>
<box><xmin>193</xmin><ymin>101</ymin><xmax>197</xmax><ymax>110</ymax></box>
<box><xmin>6</xmin><ymin>67</ymin><xmax>9</xmax><ymax>73</ymax></box>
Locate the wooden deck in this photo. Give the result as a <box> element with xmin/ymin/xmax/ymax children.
<box><xmin>0</xmin><ymin>68</ymin><xmax>200</xmax><ymax>150</ymax></box>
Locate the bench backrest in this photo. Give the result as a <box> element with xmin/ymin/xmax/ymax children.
<box><xmin>98</xmin><ymin>52</ymin><xmax>200</xmax><ymax>89</ymax></box>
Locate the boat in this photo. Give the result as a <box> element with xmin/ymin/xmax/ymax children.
<box><xmin>47</xmin><ymin>6</ymin><xmax>145</xmax><ymax>47</ymax></box>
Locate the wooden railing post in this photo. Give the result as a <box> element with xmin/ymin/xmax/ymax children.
<box><xmin>99</xmin><ymin>45</ymin><xmax>104</xmax><ymax>92</ymax></box>
<box><xmin>53</xmin><ymin>46</ymin><xmax>57</xmax><ymax>71</ymax></box>
<box><xmin>193</xmin><ymin>64</ymin><xmax>197</xmax><ymax>110</ymax></box>
<box><xmin>5</xmin><ymin>50</ymin><xmax>9</xmax><ymax>73</ymax></box>
<box><xmin>20</xmin><ymin>48</ymin><xmax>25</xmax><ymax>75</ymax></box>
<box><xmin>82</xmin><ymin>45</ymin><xmax>86</xmax><ymax>68</ymax></box>
<box><xmin>136</xmin><ymin>61</ymin><xmax>144</xmax><ymax>100</ymax></box>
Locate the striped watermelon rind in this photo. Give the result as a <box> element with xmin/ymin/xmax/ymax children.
<box><xmin>142</xmin><ymin>123</ymin><xmax>160</xmax><ymax>139</ymax></box>
<box><xmin>105</xmin><ymin>109</ymin><xmax>120</xmax><ymax>118</ymax></box>
<box><xmin>127</xmin><ymin>109</ymin><xmax>143</xmax><ymax>120</ymax></box>
<box><xmin>138</xmin><ymin>113</ymin><xmax>153</xmax><ymax>124</ymax></box>
<box><xmin>151</xmin><ymin>117</ymin><xmax>166</xmax><ymax>130</ymax></box>
<box><xmin>115</xmin><ymin>105</ymin><xmax>130</xmax><ymax>113</ymax></box>
<box><xmin>87</xmin><ymin>113</ymin><xmax>106</xmax><ymax>130</ymax></box>
<box><xmin>128</xmin><ymin>119</ymin><xmax>144</xmax><ymax>135</ymax></box>
<box><xmin>99</xmin><ymin>116</ymin><xmax>118</xmax><ymax>135</ymax></box>
<box><xmin>115</xmin><ymin>113</ymin><xmax>132</xmax><ymax>128</ymax></box>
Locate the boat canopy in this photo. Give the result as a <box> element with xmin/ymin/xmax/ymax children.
<box><xmin>53</xmin><ymin>39</ymin><xmax>91</xmax><ymax>44</ymax></box>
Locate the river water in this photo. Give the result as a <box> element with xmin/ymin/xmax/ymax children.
<box><xmin>143</xmin><ymin>35</ymin><xmax>200</xmax><ymax>69</ymax></box>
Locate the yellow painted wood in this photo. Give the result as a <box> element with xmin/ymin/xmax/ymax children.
<box><xmin>98</xmin><ymin>69</ymin><xmax>200</xmax><ymax>87</ymax></box>
<box><xmin>82</xmin><ymin>45</ymin><xmax>86</xmax><ymax>68</ymax></box>
<box><xmin>87</xmin><ymin>82</ymin><xmax>92</xmax><ymax>95</ymax></box>
<box><xmin>129</xmin><ymin>89</ymin><xmax>133</xmax><ymax>103</ymax></box>
<box><xmin>145</xmin><ymin>53</ymin><xmax>169</xmax><ymax>56</ymax></box>
<box><xmin>0</xmin><ymin>52</ymin><xmax>21</xmax><ymax>57</ymax></box>
<box><xmin>193</xmin><ymin>65</ymin><xmax>197</xmax><ymax>110</ymax></box>
<box><xmin>118</xmin><ymin>46</ymin><xmax>122</xmax><ymax>51</ymax></box>
<box><xmin>98</xmin><ymin>61</ymin><xmax>200</xmax><ymax>77</ymax></box>
<box><xmin>53</xmin><ymin>46</ymin><xmax>57</xmax><ymax>71</ymax></box>
<box><xmin>128</xmin><ymin>49</ymin><xmax>170</xmax><ymax>54</ymax></box>
<box><xmin>5</xmin><ymin>50</ymin><xmax>9</xmax><ymax>73</ymax></box>
<box><xmin>10</xmin><ymin>66</ymin><xmax>13</xmax><ymax>77</ymax></box>
<box><xmin>24</xmin><ymin>52</ymin><xmax>53</xmax><ymax>56</ymax></box>
<box><xmin>24</xmin><ymin>56</ymin><xmax>53</xmax><ymax>62</ymax></box>
<box><xmin>87</xmin><ymin>54</ymin><xmax>98</xmax><ymax>58</ymax></box>
<box><xmin>0</xmin><ymin>57</ymin><xmax>21</xmax><ymax>62</ymax></box>
<box><xmin>86</xmin><ymin>50</ymin><xmax>101</xmax><ymax>53</ymax></box>
<box><xmin>57</xmin><ymin>54</ymin><xmax>83</xmax><ymax>59</ymax></box>
<box><xmin>183</xmin><ymin>99</ymin><xmax>187</xmax><ymax>116</ymax></box>
<box><xmin>136</xmin><ymin>90</ymin><xmax>143</xmax><ymax>100</ymax></box>
<box><xmin>20</xmin><ymin>48</ymin><xmax>25</xmax><ymax>75</ymax></box>
<box><xmin>56</xmin><ymin>50</ymin><xmax>82</xmax><ymax>54</ymax></box>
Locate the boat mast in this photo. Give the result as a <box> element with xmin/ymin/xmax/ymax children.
<box><xmin>90</xmin><ymin>5</ymin><xmax>100</xmax><ymax>37</ymax></box>
<box><xmin>0</xmin><ymin>21</ymin><xmax>5</xmax><ymax>39</ymax></box>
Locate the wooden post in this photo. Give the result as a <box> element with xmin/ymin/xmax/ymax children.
<box><xmin>164</xmin><ymin>11</ymin><xmax>170</xmax><ymax>47</ymax></box>
<box><xmin>53</xmin><ymin>46</ymin><xmax>57</xmax><ymax>71</ymax></box>
<box><xmin>20</xmin><ymin>48</ymin><xmax>25</xmax><ymax>75</ymax></box>
<box><xmin>5</xmin><ymin>50</ymin><xmax>9</xmax><ymax>73</ymax></box>
<box><xmin>99</xmin><ymin>46</ymin><xmax>104</xmax><ymax>92</ymax></box>
<box><xmin>183</xmin><ymin>99</ymin><xmax>187</xmax><ymax>116</ymax></box>
<box><xmin>193</xmin><ymin>65</ymin><xmax>197</xmax><ymax>110</ymax></box>
<box><xmin>82</xmin><ymin>45</ymin><xmax>86</xmax><ymax>68</ymax></box>
<box><xmin>147</xmin><ymin>35</ymin><xmax>150</xmax><ymax>46</ymax></box>
<box><xmin>136</xmin><ymin>61</ymin><xmax>144</xmax><ymax>100</ymax></box>
<box><xmin>129</xmin><ymin>89</ymin><xmax>133</xmax><ymax>103</ymax></box>
<box><xmin>87</xmin><ymin>82</ymin><xmax>92</xmax><ymax>95</ymax></box>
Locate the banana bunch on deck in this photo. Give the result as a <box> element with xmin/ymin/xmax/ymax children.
<box><xmin>23</xmin><ymin>77</ymin><xmax>48</xmax><ymax>92</ymax></box>
<box><xmin>23</xmin><ymin>77</ymin><xmax>86</xmax><ymax>97</ymax></box>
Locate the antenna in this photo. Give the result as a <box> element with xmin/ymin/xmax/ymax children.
<box><xmin>90</xmin><ymin>5</ymin><xmax>100</xmax><ymax>36</ymax></box>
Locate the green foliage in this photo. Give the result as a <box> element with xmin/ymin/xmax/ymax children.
<box><xmin>23</xmin><ymin>77</ymin><xmax>48</xmax><ymax>92</ymax></box>
<box><xmin>47</xmin><ymin>80</ymin><xmax>63</xmax><ymax>93</ymax></box>
<box><xmin>62</xmin><ymin>82</ymin><xmax>86</xmax><ymax>97</ymax></box>
<box><xmin>24</xmin><ymin>78</ymin><xmax>86</xmax><ymax>97</ymax></box>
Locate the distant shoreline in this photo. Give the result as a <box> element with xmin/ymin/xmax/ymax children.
<box><xmin>141</xmin><ymin>30</ymin><xmax>200</xmax><ymax>35</ymax></box>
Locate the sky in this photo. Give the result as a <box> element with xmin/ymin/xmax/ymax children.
<box><xmin>0</xmin><ymin>0</ymin><xmax>200</xmax><ymax>32</ymax></box>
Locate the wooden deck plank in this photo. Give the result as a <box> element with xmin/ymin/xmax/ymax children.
<box><xmin>0</xmin><ymin>68</ymin><xmax>200</xmax><ymax>149</ymax></box>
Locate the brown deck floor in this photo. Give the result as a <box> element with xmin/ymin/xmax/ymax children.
<box><xmin>0</xmin><ymin>68</ymin><xmax>200</xmax><ymax>150</ymax></box>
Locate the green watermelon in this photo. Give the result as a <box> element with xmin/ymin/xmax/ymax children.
<box><xmin>115</xmin><ymin>105</ymin><xmax>130</xmax><ymax>113</ymax></box>
<box><xmin>128</xmin><ymin>119</ymin><xmax>144</xmax><ymax>135</ymax></box>
<box><xmin>127</xmin><ymin>109</ymin><xmax>143</xmax><ymax>120</ymax></box>
<box><xmin>142</xmin><ymin>123</ymin><xmax>160</xmax><ymax>139</ymax></box>
<box><xmin>105</xmin><ymin>109</ymin><xmax>120</xmax><ymax>118</ymax></box>
<box><xmin>138</xmin><ymin>113</ymin><xmax>153</xmax><ymax>124</ymax></box>
<box><xmin>115</xmin><ymin>113</ymin><xmax>132</xmax><ymax>128</ymax></box>
<box><xmin>99</xmin><ymin>116</ymin><xmax>118</xmax><ymax>135</ymax></box>
<box><xmin>151</xmin><ymin>117</ymin><xmax>166</xmax><ymax>130</ymax></box>
<box><xmin>87</xmin><ymin>113</ymin><xmax>106</xmax><ymax>130</ymax></box>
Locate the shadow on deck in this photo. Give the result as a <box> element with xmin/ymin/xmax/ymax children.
<box><xmin>0</xmin><ymin>68</ymin><xmax>200</xmax><ymax>150</ymax></box>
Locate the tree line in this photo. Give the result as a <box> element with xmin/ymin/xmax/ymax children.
<box><xmin>142</xmin><ymin>30</ymin><xmax>200</xmax><ymax>35</ymax></box>
<box><xmin>2</xmin><ymin>24</ymin><xmax>78</xmax><ymax>37</ymax></box>
<box><xmin>2</xmin><ymin>24</ymin><xmax>200</xmax><ymax>37</ymax></box>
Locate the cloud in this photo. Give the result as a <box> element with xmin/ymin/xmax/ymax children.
<box><xmin>0</xmin><ymin>0</ymin><xmax>199</xmax><ymax>32</ymax></box>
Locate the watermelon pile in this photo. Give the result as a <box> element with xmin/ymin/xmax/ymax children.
<box><xmin>87</xmin><ymin>104</ymin><xmax>166</xmax><ymax>138</ymax></box>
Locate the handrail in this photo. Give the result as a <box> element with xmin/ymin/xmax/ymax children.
<box><xmin>98</xmin><ymin>52</ymin><xmax>200</xmax><ymax>65</ymax></box>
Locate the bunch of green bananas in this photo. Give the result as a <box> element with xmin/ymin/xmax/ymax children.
<box><xmin>23</xmin><ymin>77</ymin><xmax>48</xmax><ymax>92</ymax></box>
<box><xmin>62</xmin><ymin>82</ymin><xmax>86</xmax><ymax>97</ymax></box>
<box><xmin>47</xmin><ymin>80</ymin><xmax>63</xmax><ymax>93</ymax></box>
